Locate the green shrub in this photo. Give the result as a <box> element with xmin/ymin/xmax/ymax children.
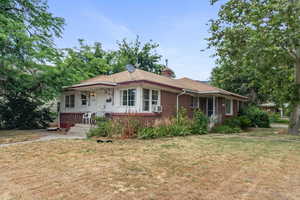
<box><xmin>224</xmin><ymin>117</ymin><xmax>241</xmax><ymax>128</ymax></box>
<box><xmin>268</xmin><ymin>113</ymin><xmax>281</xmax><ymax>123</ymax></box>
<box><xmin>191</xmin><ymin>110</ymin><xmax>208</xmax><ymax>134</ymax></box>
<box><xmin>268</xmin><ymin>113</ymin><xmax>289</xmax><ymax>124</ymax></box>
<box><xmin>0</xmin><ymin>96</ymin><xmax>54</xmax><ymax>129</ymax></box>
<box><xmin>137</xmin><ymin>127</ymin><xmax>157</xmax><ymax>139</ymax></box>
<box><xmin>211</xmin><ymin>125</ymin><xmax>241</xmax><ymax>134</ymax></box>
<box><xmin>274</xmin><ymin>118</ymin><xmax>289</xmax><ymax>124</ymax></box>
<box><xmin>238</xmin><ymin>116</ymin><xmax>252</xmax><ymax>129</ymax></box>
<box><xmin>88</xmin><ymin>117</ymin><xmax>122</xmax><ymax>138</ymax></box>
<box><xmin>168</xmin><ymin>123</ymin><xmax>190</xmax><ymax>136</ymax></box>
<box><xmin>239</xmin><ymin>106</ymin><xmax>270</xmax><ymax>128</ymax></box>
<box><xmin>138</xmin><ymin>107</ymin><xmax>193</xmax><ymax>139</ymax></box>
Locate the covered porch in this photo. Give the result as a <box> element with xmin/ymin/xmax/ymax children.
<box><xmin>59</xmin><ymin>82</ymin><xmax>117</xmax><ymax>128</ymax></box>
<box><xmin>182</xmin><ymin>90</ymin><xmax>243</xmax><ymax>126</ymax></box>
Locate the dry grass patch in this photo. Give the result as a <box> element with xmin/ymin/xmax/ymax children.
<box><xmin>0</xmin><ymin>129</ymin><xmax>300</xmax><ymax>199</ymax></box>
<box><xmin>0</xmin><ymin>130</ymin><xmax>46</xmax><ymax>144</ymax></box>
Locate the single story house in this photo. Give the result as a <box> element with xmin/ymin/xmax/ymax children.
<box><xmin>59</xmin><ymin>65</ymin><xmax>247</xmax><ymax>128</ymax></box>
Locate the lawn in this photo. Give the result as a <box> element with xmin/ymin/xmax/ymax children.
<box><xmin>1</xmin><ymin>128</ymin><xmax>300</xmax><ymax>200</ymax></box>
<box><xmin>0</xmin><ymin>130</ymin><xmax>46</xmax><ymax>145</ymax></box>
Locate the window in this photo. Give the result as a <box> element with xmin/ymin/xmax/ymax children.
<box><xmin>225</xmin><ymin>99</ymin><xmax>233</xmax><ymax>115</ymax></box>
<box><xmin>191</xmin><ymin>96</ymin><xmax>199</xmax><ymax>108</ymax></box>
<box><xmin>142</xmin><ymin>89</ymin><xmax>160</xmax><ymax>111</ymax></box>
<box><xmin>122</xmin><ymin>90</ymin><xmax>128</xmax><ymax>106</ymax></box>
<box><xmin>128</xmin><ymin>89</ymin><xmax>136</xmax><ymax>106</ymax></box>
<box><xmin>151</xmin><ymin>90</ymin><xmax>159</xmax><ymax>106</ymax></box>
<box><xmin>207</xmin><ymin>97</ymin><xmax>214</xmax><ymax>117</ymax></box>
<box><xmin>65</xmin><ymin>94</ymin><xmax>75</xmax><ymax>108</ymax></box>
<box><xmin>81</xmin><ymin>93</ymin><xmax>87</xmax><ymax>106</ymax></box>
<box><xmin>65</xmin><ymin>95</ymin><xmax>70</xmax><ymax>108</ymax></box>
<box><xmin>143</xmin><ymin>89</ymin><xmax>150</xmax><ymax>111</ymax></box>
<box><xmin>121</xmin><ymin>89</ymin><xmax>136</xmax><ymax>106</ymax></box>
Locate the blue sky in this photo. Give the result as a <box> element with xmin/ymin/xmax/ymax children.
<box><xmin>48</xmin><ymin>0</ymin><xmax>224</xmax><ymax>80</ymax></box>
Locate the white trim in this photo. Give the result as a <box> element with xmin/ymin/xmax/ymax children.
<box><xmin>65</xmin><ymin>81</ymin><xmax>117</xmax><ymax>88</ymax></box>
<box><xmin>120</xmin><ymin>88</ymin><xmax>137</xmax><ymax>107</ymax></box>
<box><xmin>142</xmin><ymin>88</ymin><xmax>161</xmax><ymax>112</ymax></box>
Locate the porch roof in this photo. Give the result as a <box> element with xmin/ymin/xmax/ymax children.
<box><xmin>64</xmin><ymin>81</ymin><xmax>117</xmax><ymax>90</ymax></box>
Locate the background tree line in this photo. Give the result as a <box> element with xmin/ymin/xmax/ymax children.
<box><xmin>0</xmin><ymin>0</ymin><xmax>164</xmax><ymax>129</ymax></box>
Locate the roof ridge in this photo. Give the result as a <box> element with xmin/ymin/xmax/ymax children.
<box><xmin>135</xmin><ymin>68</ymin><xmax>175</xmax><ymax>80</ymax></box>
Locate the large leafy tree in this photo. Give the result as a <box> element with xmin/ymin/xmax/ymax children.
<box><xmin>0</xmin><ymin>0</ymin><xmax>64</xmax><ymax>128</ymax></box>
<box><xmin>115</xmin><ymin>36</ymin><xmax>164</xmax><ymax>74</ymax></box>
<box><xmin>208</xmin><ymin>0</ymin><xmax>300</xmax><ymax>134</ymax></box>
<box><xmin>57</xmin><ymin>36</ymin><xmax>165</xmax><ymax>86</ymax></box>
<box><xmin>0</xmin><ymin>0</ymin><xmax>64</xmax><ymax>99</ymax></box>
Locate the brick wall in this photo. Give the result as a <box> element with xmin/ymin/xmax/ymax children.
<box><xmin>160</xmin><ymin>90</ymin><xmax>194</xmax><ymax>118</ymax></box>
<box><xmin>60</xmin><ymin>90</ymin><xmax>242</xmax><ymax>128</ymax></box>
<box><xmin>60</xmin><ymin>113</ymin><xmax>84</xmax><ymax>128</ymax></box>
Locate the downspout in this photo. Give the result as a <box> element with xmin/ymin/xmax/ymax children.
<box><xmin>176</xmin><ymin>90</ymin><xmax>186</xmax><ymax>119</ymax></box>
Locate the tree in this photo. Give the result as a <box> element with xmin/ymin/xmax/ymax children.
<box><xmin>208</xmin><ymin>0</ymin><xmax>300</xmax><ymax>134</ymax></box>
<box><xmin>0</xmin><ymin>0</ymin><xmax>65</xmax><ymax>128</ymax></box>
<box><xmin>115</xmin><ymin>36</ymin><xmax>164</xmax><ymax>74</ymax></box>
<box><xmin>55</xmin><ymin>39</ymin><xmax>112</xmax><ymax>87</ymax></box>
<box><xmin>56</xmin><ymin>36</ymin><xmax>165</xmax><ymax>85</ymax></box>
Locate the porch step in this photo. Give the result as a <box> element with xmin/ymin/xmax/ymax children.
<box><xmin>67</xmin><ymin>124</ymin><xmax>92</xmax><ymax>138</ymax></box>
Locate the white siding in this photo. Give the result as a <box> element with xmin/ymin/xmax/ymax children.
<box><xmin>60</xmin><ymin>86</ymin><xmax>161</xmax><ymax>116</ymax></box>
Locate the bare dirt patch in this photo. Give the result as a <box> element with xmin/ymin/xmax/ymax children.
<box><xmin>1</xmin><ymin>129</ymin><xmax>300</xmax><ymax>200</ymax></box>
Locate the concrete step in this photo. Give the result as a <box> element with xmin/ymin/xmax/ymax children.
<box><xmin>75</xmin><ymin>123</ymin><xmax>92</xmax><ymax>128</ymax></box>
<box><xmin>67</xmin><ymin>124</ymin><xmax>91</xmax><ymax>138</ymax></box>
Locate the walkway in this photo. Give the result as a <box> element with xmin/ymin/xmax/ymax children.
<box><xmin>0</xmin><ymin>133</ymin><xmax>86</xmax><ymax>148</ymax></box>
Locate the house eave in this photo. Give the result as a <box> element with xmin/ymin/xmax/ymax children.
<box><xmin>183</xmin><ymin>89</ymin><xmax>248</xmax><ymax>101</ymax></box>
<box><xmin>63</xmin><ymin>81</ymin><xmax>117</xmax><ymax>90</ymax></box>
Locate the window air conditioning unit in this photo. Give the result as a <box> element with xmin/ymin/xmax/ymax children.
<box><xmin>153</xmin><ymin>105</ymin><xmax>162</xmax><ymax>113</ymax></box>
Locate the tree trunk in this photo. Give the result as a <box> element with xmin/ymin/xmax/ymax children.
<box><xmin>288</xmin><ymin>59</ymin><xmax>300</xmax><ymax>135</ymax></box>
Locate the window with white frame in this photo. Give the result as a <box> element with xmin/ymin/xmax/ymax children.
<box><xmin>143</xmin><ymin>89</ymin><xmax>160</xmax><ymax>111</ymax></box>
<box><xmin>151</xmin><ymin>90</ymin><xmax>159</xmax><ymax>106</ymax></box>
<box><xmin>143</xmin><ymin>89</ymin><xmax>150</xmax><ymax>111</ymax></box>
<box><xmin>121</xmin><ymin>89</ymin><xmax>136</xmax><ymax>106</ymax></box>
<box><xmin>225</xmin><ymin>99</ymin><xmax>233</xmax><ymax>115</ymax></box>
<box><xmin>65</xmin><ymin>94</ymin><xmax>75</xmax><ymax>108</ymax></box>
<box><xmin>81</xmin><ymin>93</ymin><xmax>88</xmax><ymax>106</ymax></box>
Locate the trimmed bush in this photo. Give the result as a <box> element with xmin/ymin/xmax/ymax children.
<box><xmin>238</xmin><ymin>116</ymin><xmax>252</xmax><ymax>129</ymax></box>
<box><xmin>240</xmin><ymin>106</ymin><xmax>270</xmax><ymax>128</ymax></box>
<box><xmin>224</xmin><ymin>116</ymin><xmax>252</xmax><ymax>129</ymax></box>
<box><xmin>224</xmin><ymin>117</ymin><xmax>241</xmax><ymax>128</ymax></box>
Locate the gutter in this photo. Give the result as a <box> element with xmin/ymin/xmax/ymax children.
<box><xmin>176</xmin><ymin>89</ymin><xmax>187</xmax><ymax>119</ymax></box>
